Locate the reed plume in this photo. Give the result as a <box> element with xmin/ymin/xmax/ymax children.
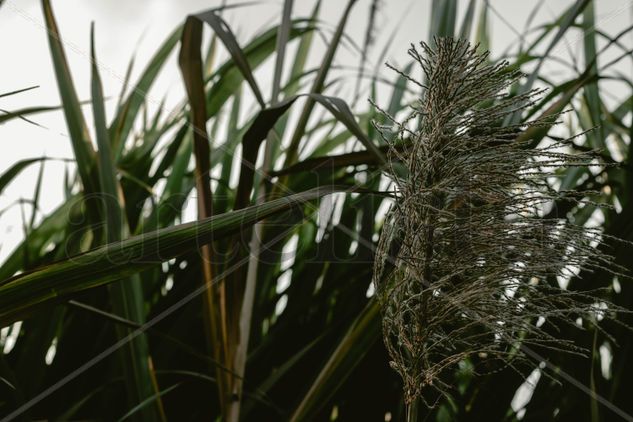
<box><xmin>372</xmin><ymin>38</ymin><xmax>625</xmax><ymax>406</ymax></box>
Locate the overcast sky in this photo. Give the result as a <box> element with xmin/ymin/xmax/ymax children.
<box><xmin>0</xmin><ymin>0</ymin><xmax>631</xmax><ymax>260</ymax></box>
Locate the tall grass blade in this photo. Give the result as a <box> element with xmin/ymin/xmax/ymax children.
<box><xmin>91</xmin><ymin>24</ymin><xmax>159</xmax><ymax>421</ymax></box>
<box><xmin>179</xmin><ymin>15</ymin><xmax>230</xmax><ymax>417</ymax></box>
<box><xmin>116</xmin><ymin>53</ymin><xmax>136</xmax><ymax>112</ymax></box>
<box><xmin>458</xmin><ymin>0</ymin><xmax>477</xmax><ymax>40</ymax></box>
<box><xmin>110</xmin><ymin>26</ymin><xmax>182</xmax><ymax>158</ymax></box>
<box><xmin>234</xmin><ymin>98</ymin><xmax>298</xmax><ymax>210</ymax></box>
<box><xmin>282</xmin><ymin>0</ymin><xmax>358</xmax><ymax>168</ymax></box>
<box><xmin>205</xmin><ymin>20</ymin><xmax>312</xmax><ymax>117</ymax></box>
<box><xmin>508</xmin><ymin>0</ymin><xmax>591</xmax><ymax>124</ymax></box>
<box><xmin>230</xmin><ymin>4</ymin><xmax>295</xmax><ymax>418</ymax></box>
<box><xmin>215</xmin><ymin>90</ymin><xmax>242</xmax><ymax>214</ymax></box>
<box><xmin>429</xmin><ymin>0</ymin><xmax>457</xmax><ymax>38</ymax></box>
<box><xmin>582</xmin><ymin>0</ymin><xmax>605</xmax><ymax>149</ymax></box>
<box><xmin>475</xmin><ymin>0</ymin><xmax>490</xmax><ymax>53</ymax></box>
<box><xmin>41</xmin><ymin>0</ymin><xmax>99</xmax><ymax>202</ymax></box>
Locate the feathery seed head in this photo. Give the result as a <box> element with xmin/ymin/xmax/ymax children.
<box><xmin>372</xmin><ymin>38</ymin><xmax>625</xmax><ymax>405</ymax></box>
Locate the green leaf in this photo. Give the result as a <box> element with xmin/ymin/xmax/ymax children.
<box><xmin>474</xmin><ymin>0</ymin><xmax>490</xmax><ymax>53</ymax></box>
<box><xmin>290</xmin><ymin>300</ymin><xmax>381</xmax><ymax>421</ymax></box>
<box><xmin>271</xmin><ymin>145</ymin><xmax>389</xmax><ymax>177</ymax></box>
<box><xmin>458</xmin><ymin>0</ymin><xmax>477</xmax><ymax>40</ymax></box>
<box><xmin>215</xmin><ymin>89</ymin><xmax>242</xmax><ymax>215</ymax></box>
<box><xmin>0</xmin><ymin>186</ymin><xmax>346</xmax><ymax>325</ymax></box>
<box><xmin>509</xmin><ymin>0</ymin><xmax>591</xmax><ymax>125</ymax></box>
<box><xmin>0</xmin><ymin>157</ymin><xmax>65</xmax><ymax>198</ymax></box>
<box><xmin>0</xmin><ymin>85</ymin><xmax>39</xmax><ymax>99</ymax></box>
<box><xmin>582</xmin><ymin>0</ymin><xmax>605</xmax><ymax>149</ymax></box>
<box><xmin>91</xmin><ymin>24</ymin><xmax>158</xmax><ymax>420</ymax></box>
<box><xmin>0</xmin><ymin>103</ymin><xmax>83</xmax><ymax>126</ymax></box>
<box><xmin>430</xmin><ymin>0</ymin><xmax>457</xmax><ymax>38</ymax></box>
<box><xmin>117</xmin><ymin>383</ymin><xmax>180</xmax><ymax>422</ymax></box>
<box><xmin>194</xmin><ymin>9</ymin><xmax>265</xmax><ymax>107</ymax></box>
<box><xmin>91</xmin><ymin>24</ymin><xmax>122</xmax><ymax>239</ymax></box>
<box><xmin>116</xmin><ymin>52</ymin><xmax>136</xmax><ymax>112</ymax></box>
<box><xmin>205</xmin><ymin>19</ymin><xmax>314</xmax><ymax>118</ymax></box>
<box><xmin>179</xmin><ymin>13</ymin><xmax>230</xmax><ymax>416</ymax></box>
<box><xmin>179</xmin><ymin>15</ymin><xmax>214</xmax><ymax>220</ymax></box>
<box><xmin>42</xmin><ymin>0</ymin><xmax>99</xmax><ymax>199</ymax></box>
<box><xmin>110</xmin><ymin>25</ymin><xmax>182</xmax><ymax>159</ymax></box>
<box><xmin>309</xmin><ymin>94</ymin><xmax>386</xmax><ymax>164</ymax></box>
<box><xmin>283</xmin><ymin>0</ymin><xmax>358</xmax><ymax>167</ymax></box>
<box><xmin>28</xmin><ymin>160</ymin><xmax>45</xmax><ymax>230</ymax></box>
<box><xmin>234</xmin><ymin>97</ymin><xmax>300</xmax><ymax>210</ymax></box>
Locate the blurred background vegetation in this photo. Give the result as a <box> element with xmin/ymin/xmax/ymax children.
<box><xmin>0</xmin><ymin>0</ymin><xmax>632</xmax><ymax>420</ymax></box>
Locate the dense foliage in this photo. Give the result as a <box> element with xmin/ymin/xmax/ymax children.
<box><xmin>0</xmin><ymin>1</ymin><xmax>632</xmax><ymax>421</ymax></box>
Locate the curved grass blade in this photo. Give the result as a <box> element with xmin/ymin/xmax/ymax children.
<box><xmin>282</xmin><ymin>0</ymin><xmax>358</xmax><ymax>168</ymax></box>
<box><xmin>0</xmin><ymin>157</ymin><xmax>71</xmax><ymax>197</ymax></box>
<box><xmin>0</xmin><ymin>186</ymin><xmax>346</xmax><ymax>326</ymax></box>
<box><xmin>91</xmin><ymin>27</ymin><xmax>122</xmax><ymax>238</ymax></box>
<box><xmin>0</xmin><ymin>104</ymin><xmax>77</xmax><ymax>125</ymax></box>
<box><xmin>116</xmin><ymin>51</ymin><xmax>136</xmax><ymax>112</ymax></box>
<box><xmin>309</xmin><ymin>94</ymin><xmax>386</xmax><ymax>164</ymax></box>
<box><xmin>271</xmin><ymin>145</ymin><xmax>390</xmax><ymax>176</ymax></box>
<box><xmin>0</xmin><ymin>197</ymin><xmax>77</xmax><ymax>282</ymax></box>
<box><xmin>234</xmin><ymin>97</ymin><xmax>299</xmax><ymax>210</ymax></box>
<box><xmin>225</xmin><ymin>95</ymin><xmax>300</xmax><ymax>422</ymax></box>
<box><xmin>117</xmin><ymin>383</ymin><xmax>180</xmax><ymax>422</ymax></box>
<box><xmin>290</xmin><ymin>300</ymin><xmax>381</xmax><ymax>421</ymax></box>
<box><xmin>194</xmin><ymin>9</ymin><xmax>265</xmax><ymax>107</ymax></box>
<box><xmin>205</xmin><ymin>19</ymin><xmax>314</xmax><ymax>118</ymax></box>
<box><xmin>179</xmin><ymin>16</ymin><xmax>215</xmax><ymax>222</ymax></box>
